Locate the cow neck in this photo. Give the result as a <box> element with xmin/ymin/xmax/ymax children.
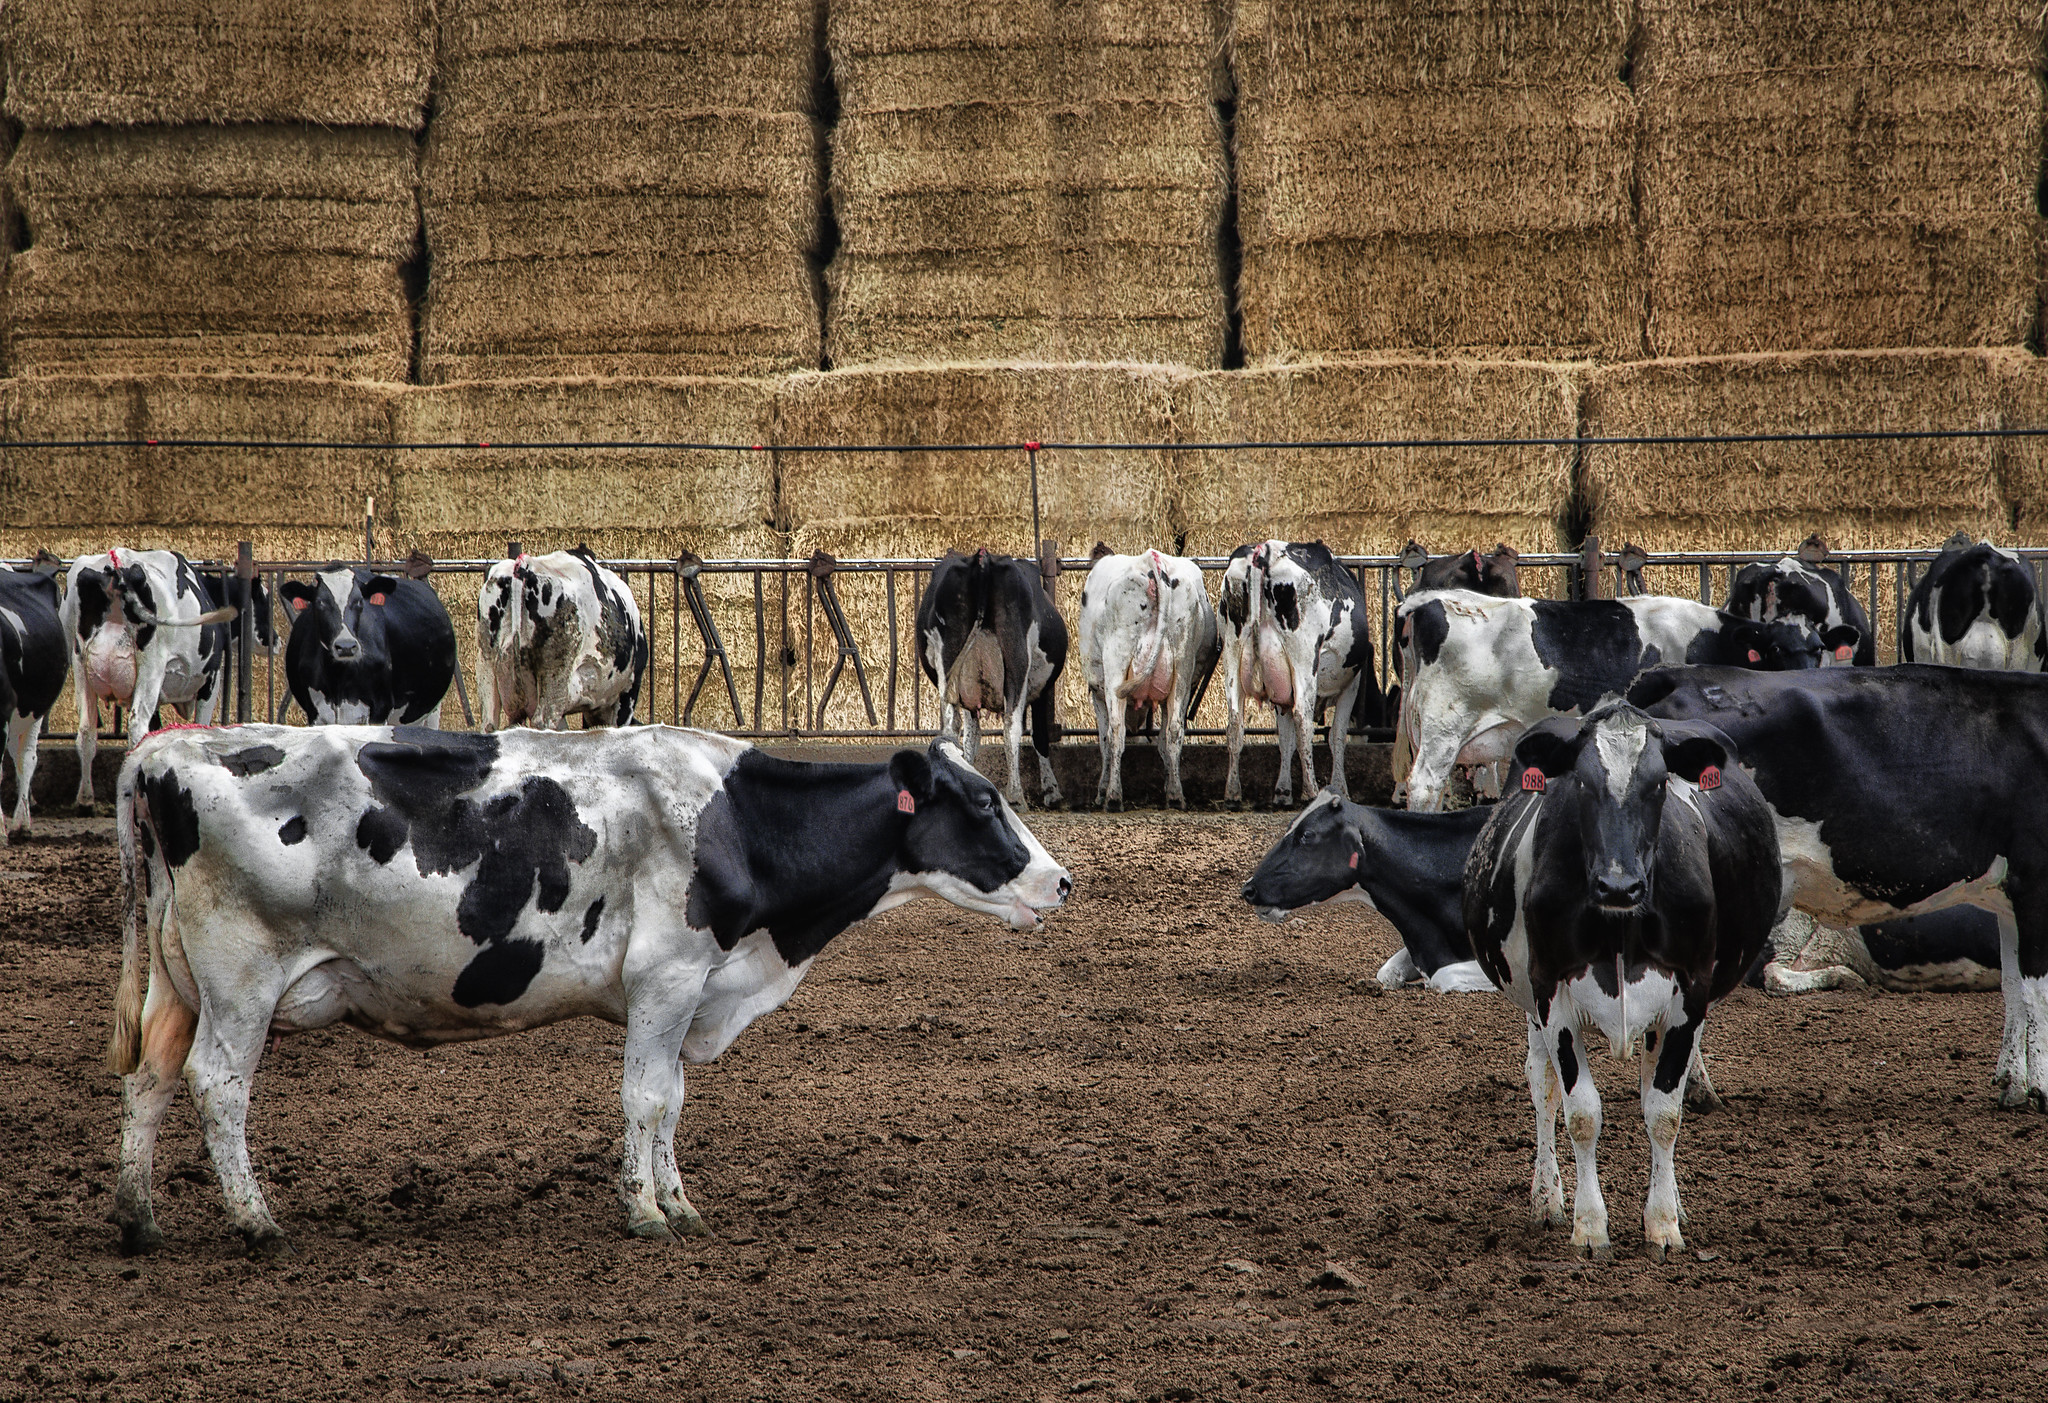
<box><xmin>1357</xmin><ymin>804</ymin><xmax>1491</xmax><ymax>968</ymax></box>
<box><xmin>687</xmin><ymin>751</ymin><xmax>908</xmax><ymax>967</ymax></box>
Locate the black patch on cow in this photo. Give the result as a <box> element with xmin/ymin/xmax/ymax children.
<box><xmin>139</xmin><ymin>767</ymin><xmax>201</xmax><ymax>868</ymax></box>
<box><xmin>137</xmin><ymin>820</ymin><xmax>155</xmax><ymax>861</ymax></box>
<box><xmin>581</xmin><ymin>896</ymin><xmax>605</xmax><ymax>944</ymax></box>
<box><xmin>217</xmin><ymin>744</ymin><xmax>285</xmax><ymax>777</ymax></box>
<box><xmin>1643</xmin><ymin>1029</ymin><xmax>1656</xmax><ymax>1052</ymax></box>
<box><xmin>278</xmin><ymin>815</ymin><xmax>308</xmax><ymax>846</ymax></box>
<box><xmin>356</xmin><ymin>806</ymin><xmax>410</xmax><ymax>865</ymax></box>
<box><xmin>73</xmin><ymin>569</ymin><xmax>112</xmax><ymax>640</ymax></box>
<box><xmin>1652</xmin><ymin>1019</ymin><xmax>1696</xmax><ymax>1095</ymax></box>
<box><xmin>1555</xmin><ymin>1027</ymin><xmax>1579</xmax><ymax>1092</ymax></box>
<box><xmin>1409</xmin><ymin>599</ymin><xmax>1449</xmax><ymax>665</ymax></box>
<box><xmin>1530</xmin><ymin>600</ymin><xmax>1642</xmax><ymax>713</ymax></box>
<box><xmin>452</xmin><ymin>938</ymin><xmax>547</xmax><ymax>1008</ymax></box>
<box><xmin>1861</xmin><ymin>908</ymin><xmax>2000</xmax><ymax>972</ymax></box>
<box><xmin>1270</xmin><ymin>582</ymin><xmax>1300</xmax><ymax>632</ymax></box>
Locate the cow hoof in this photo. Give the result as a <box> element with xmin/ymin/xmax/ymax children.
<box><xmin>663</xmin><ymin>1206</ymin><xmax>711</xmax><ymax>1239</ymax></box>
<box><xmin>1041</xmin><ymin>792</ymin><xmax>1065</xmax><ymax>811</ymax></box>
<box><xmin>1996</xmin><ymin>1081</ymin><xmax>2044</xmax><ymax>1112</ymax></box>
<box><xmin>1683</xmin><ymin>1087</ymin><xmax>1723</xmax><ymax>1115</ymax></box>
<box><xmin>625</xmin><ymin>1216</ymin><xmax>675</xmax><ymax>1242</ymax></box>
<box><xmin>1532</xmin><ymin>1203</ymin><xmax>1566</xmax><ymax>1230</ymax></box>
<box><xmin>1221</xmin><ymin>797</ymin><xmax>1244</xmax><ymax>812</ymax></box>
<box><xmin>119</xmin><ymin>1221</ymin><xmax>164</xmax><ymax>1257</ymax></box>
<box><xmin>1164</xmin><ymin>795</ymin><xmax>1186</xmax><ymax>811</ymax></box>
<box><xmin>75</xmin><ymin>802</ymin><xmax>97</xmax><ymax>817</ymax></box>
<box><xmin>1575</xmin><ymin>1240</ymin><xmax>1613</xmax><ymax>1264</ymax></box>
<box><xmin>1105</xmin><ymin>797</ymin><xmax>1123</xmax><ymax>814</ymax></box>
<box><xmin>240</xmin><ymin>1228</ymin><xmax>292</xmax><ymax>1260</ymax></box>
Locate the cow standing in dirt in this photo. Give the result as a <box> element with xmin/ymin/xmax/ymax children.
<box><xmin>478</xmin><ymin>547</ymin><xmax>650</xmax><ymax>729</ymax></box>
<box><xmin>1078</xmin><ymin>549</ymin><xmax>1218</xmax><ymax>810</ymax></box>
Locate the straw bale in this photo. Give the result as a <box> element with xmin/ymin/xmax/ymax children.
<box><xmin>0</xmin><ymin>376</ymin><xmax>397</xmax><ymax>547</ymax></box>
<box><xmin>423</xmin><ymin>3</ymin><xmax>823</xmax><ymax>382</ymax></box>
<box><xmin>1989</xmin><ymin>354</ymin><xmax>2048</xmax><ymax>543</ymax></box>
<box><xmin>1580</xmin><ymin>350</ymin><xmax>2014</xmax><ymax>551</ymax></box>
<box><xmin>826</xmin><ymin>0</ymin><xmax>1228</xmax><ymax>368</ymax></box>
<box><xmin>435</xmin><ymin>0</ymin><xmax>817</xmax><ymax>119</ymax></box>
<box><xmin>391</xmin><ymin>378</ymin><xmax>782</xmax><ymax>729</ymax></box>
<box><xmin>1174</xmin><ymin>359</ymin><xmax>1579</xmax><ymax>557</ymax></box>
<box><xmin>1632</xmin><ymin>0</ymin><xmax>2042</xmax><ymax>80</ymax></box>
<box><xmin>2</xmin><ymin>1</ymin><xmax>433</xmax><ymax>128</ymax></box>
<box><xmin>1232</xmin><ymin>0</ymin><xmax>1630</xmax><ymax>97</ymax></box>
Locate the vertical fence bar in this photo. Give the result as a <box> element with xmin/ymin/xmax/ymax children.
<box><xmin>235</xmin><ymin>541</ymin><xmax>255</xmax><ymax>723</ymax></box>
<box><xmin>803</xmin><ymin>571</ymin><xmax>815</xmax><ymax>733</ymax></box>
<box><xmin>912</xmin><ymin>565</ymin><xmax>924</xmax><ymax>733</ymax></box>
<box><xmin>669</xmin><ymin>563</ymin><xmax>681</xmax><ymax>725</ymax></box>
<box><xmin>886</xmin><ymin>566</ymin><xmax>899</xmax><ymax>732</ymax></box>
<box><xmin>778</xmin><ymin>570</ymin><xmax>790</xmax><ymax>734</ymax></box>
<box><xmin>1698</xmin><ymin>562</ymin><xmax>1710</xmax><ymax>605</ymax></box>
<box><xmin>1868</xmin><ymin>559</ymin><xmax>1879</xmax><ymax>654</ymax></box>
<box><xmin>753</xmin><ymin>571</ymin><xmax>766</xmax><ymax>735</ymax></box>
<box><xmin>1893</xmin><ymin>561</ymin><xmax>1906</xmax><ymax>663</ymax></box>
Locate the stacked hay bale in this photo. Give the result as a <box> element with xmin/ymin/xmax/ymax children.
<box><xmin>1232</xmin><ymin>0</ymin><xmax>1641</xmax><ymax>363</ymax></box>
<box><xmin>422</xmin><ymin>0</ymin><xmax>822</xmax><ymax>381</ymax></box>
<box><xmin>1</xmin><ymin>1</ymin><xmax>430</xmax><ymax>380</ymax></box>
<box><xmin>1636</xmin><ymin>1</ymin><xmax>2042</xmax><ymax>355</ymax></box>
<box><xmin>5</xmin><ymin>128</ymin><xmax>417</xmax><ymax>380</ymax></box>
<box><xmin>390</xmin><ymin>379</ymin><xmax>780</xmax><ymax>732</ymax></box>
<box><xmin>825</xmin><ymin>0</ymin><xmax>1229</xmax><ymax>367</ymax></box>
<box><xmin>778</xmin><ymin>364</ymin><xmax>1182</xmax><ymax>728</ymax></box>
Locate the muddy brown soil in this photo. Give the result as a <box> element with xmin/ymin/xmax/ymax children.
<box><xmin>1</xmin><ymin>812</ymin><xmax>2044</xmax><ymax>1401</ymax></box>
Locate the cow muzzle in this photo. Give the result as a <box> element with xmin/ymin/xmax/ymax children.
<box><xmin>330</xmin><ymin>636</ymin><xmax>361</xmax><ymax>661</ymax></box>
<box><xmin>1591</xmin><ymin>866</ymin><xmax>1647</xmax><ymax>912</ymax></box>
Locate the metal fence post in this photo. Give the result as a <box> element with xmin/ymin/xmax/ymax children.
<box><xmin>234</xmin><ymin>542</ymin><xmax>255</xmax><ymax>723</ymax></box>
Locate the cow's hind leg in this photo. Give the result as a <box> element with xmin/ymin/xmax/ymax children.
<box><xmin>1998</xmin><ymin>901</ymin><xmax>2048</xmax><ymax>1112</ymax></box>
<box><xmin>1272</xmin><ymin>711</ymin><xmax>1300</xmax><ymax>808</ymax></box>
<box><xmin>73</xmin><ymin>677</ymin><xmax>99</xmax><ymax>810</ymax></box>
<box><xmin>116</xmin><ymin>984</ymin><xmax>196</xmax><ymax>1255</ymax></box>
<box><xmin>1682</xmin><ymin>1029</ymin><xmax>1720</xmax><ymax>1116</ymax></box>
<box><xmin>1090</xmin><ymin>687</ymin><xmax>1113</xmax><ymax>808</ymax></box>
<box><xmin>1525</xmin><ymin>1019</ymin><xmax>1565</xmax><ymax>1228</ymax></box>
<box><xmin>5</xmin><ymin>711</ymin><xmax>40</xmax><ymax>839</ymax></box>
<box><xmin>1641</xmin><ymin>1017</ymin><xmax>1697</xmax><ymax>1261</ymax></box>
<box><xmin>1029</xmin><ymin>688</ymin><xmax>1061</xmax><ymax>809</ymax></box>
<box><xmin>1323</xmin><ymin>674</ymin><xmax>1361</xmax><ymax>802</ymax></box>
<box><xmin>1550</xmin><ymin>1018</ymin><xmax>1610</xmax><ymax>1260</ymax></box>
<box><xmin>185</xmin><ymin>986</ymin><xmax>289</xmax><ymax>1253</ymax></box>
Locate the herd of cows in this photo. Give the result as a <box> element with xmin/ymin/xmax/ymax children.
<box><xmin>0</xmin><ymin>530</ymin><xmax>2041</xmax><ymax>1262</ymax></box>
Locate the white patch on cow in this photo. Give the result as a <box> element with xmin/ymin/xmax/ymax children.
<box><xmin>308</xmin><ymin>688</ymin><xmax>372</xmax><ymax>726</ymax></box>
<box><xmin>682</xmin><ymin>929</ymin><xmax>810</xmax><ymax>1064</ymax></box>
<box><xmin>1375</xmin><ymin>947</ymin><xmax>1418</xmax><ymax>987</ymax></box>
<box><xmin>1423</xmin><ymin>960</ymin><xmax>1496</xmax><ymax>993</ymax></box>
<box><xmin>1592</xmin><ymin>712</ymin><xmax>1650</xmax><ymax>804</ymax></box>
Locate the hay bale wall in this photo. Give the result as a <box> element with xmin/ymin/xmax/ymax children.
<box><xmin>2</xmin><ymin>0</ymin><xmax>433</xmax><ymax>128</ymax></box>
<box><xmin>1232</xmin><ymin>0</ymin><xmax>1642</xmax><ymax>363</ymax></box>
<box><xmin>421</xmin><ymin>0</ymin><xmax>822</xmax><ymax>382</ymax></box>
<box><xmin>1637</xmin><ymin>1</ymin><xmax>2043</xmax><ymax>356</ymax></box>
<box><xmin>4</xmin><ymin>128</ymin><xmax>416</xmax><ymax>381</ymax></box>
<box><xmin>825</xmin><ymin>0</ymin><xmax>1229</xmax><ymax>368</ymax></box>
<box><xmin>390</xmin><ymin>378</ymin><xmax>782</xmax><ymax>731</ymax></box>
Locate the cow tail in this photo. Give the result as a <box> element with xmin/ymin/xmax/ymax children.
<box><xmin>107</xmin><ymin>769</ymin><xmax>146</xmax><ymax>1075</ymax></box>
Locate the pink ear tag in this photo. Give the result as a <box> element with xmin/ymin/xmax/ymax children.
<box><xmin>1746</xmin><ymin>649</ymin><xmax>1761</xmax><ymax>663</ymax></box>
<box><xmin>1348</xmin><ymin>851</ymin><xmax>1359</xmax><ymax>869</ymax></box>
<box><xmin>1521</xmin><ymin>770</ymin><xmax>1545</xmax><ymax>792</ymax></box>
<box><xmin>1698</xmin><ymin>766</ymin><xmax>1722</xmax><ymax>791</ymax></box>
<box><xmin>897</xmin><ymin>790</ymin><xmax>916</xmax><ymax>814</ymax></box>
<box><xmin>1834</xmin><ymin>644</ymin><xmax>1853</xmax><ymax>661</ymax></box>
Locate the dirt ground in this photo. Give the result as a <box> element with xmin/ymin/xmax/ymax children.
<box><xmin>1</xmin><ymin>810</ymin><xmax>2044</xmax><ymax>1402</ymax></box>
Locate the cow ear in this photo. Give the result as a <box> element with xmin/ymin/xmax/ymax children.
<box><xmin>890</xmin><ymin>749</ymin><xmax>936</xmax><ymax>808</ymax></box>
<box><xmin>1822</xmin><ymin>624</ymin><xmax>1860</xmax><ymax>661</ymax></box>
<box><xmin>279</xmin><ymin>580</ymin><xmax>313</xmax><ymax>610</ymax></box>
<box><xmin>1663</xmin><ymin>734</ymin><xmax>1729</xmax><ymax>786</ymax></box>
<box><xmin>364</xmin><ymin>575</ymin><xmax>399</xmax><ymax>606</ymax></box>
<box><xmin>1511</xmin><ymin>727</ymin><xmax>1579</xmax><ymax>784</ymax></box>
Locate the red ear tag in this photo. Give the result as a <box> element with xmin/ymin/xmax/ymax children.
<box><xmin>1698</xmin><ymin>766</ymin><xmax>1722</xmax><ymax>791</ymax></box>
<box><xmin>290</xmin><ymin>596</ymin><xmax>309</xmax><ymax>612</ymax></box>
<box><xmin>1833</xmin><ymin>644</ymin><xmax>1853</xmax><ymax>661</ymax></box>
<box><xmin>1348</xmin><ymin>851</ymin><xmax>1359</xmax><ymax>869</ymax></box>
<box><xmin>897</xmin><ymin>790</ymin><xmax>916</xmax><ymax>814</ymax></box>
<box><xmin>368</xmin><ymin>592</ymin><xmax>387</xmax><ymax>606</ymax></box>
<box><xmin>1746</xmin><ymin>648</ymin><xmax>1761</xmax><ymax>663</ymax></box>
<box><xmin>1521</xmin><ymin>769</ymin><xmax>1545</xmax><ymax>792</ymax></box>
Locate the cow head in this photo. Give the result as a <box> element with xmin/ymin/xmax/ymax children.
<box><xmin>1240</xmin><ymin>792</ymin><xmax>1360</xmax><ymax>920</ymax></box>
<box><xmin>893</xmin><ymin>738</ymin><xmax>1071</xmax><ymax>928</ymax></box>
<box><xmin>1512</xmin><ymin>704</ymin><xmax>1731</xmax><ymax>915</ymax></box>
<box><xmin>1727</xmin><ymin>559</ymin><xmax>1833</xmax><ymax>628</ymax></box>
<box><xmin>281</xmin><ymin>566</ymin><xmax>398</xmax><ymax>663</ymax></box>
<box><xmin>1417</xmin><ymin>544</ymin><xmax>1522</xmax><ymax>598</ymax></box>
<box><xmin>1723</xmin><ymin>616</ymin><xmax>1828</xmax><ymax>670</ymax></box>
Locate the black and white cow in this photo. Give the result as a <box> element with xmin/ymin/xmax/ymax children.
<box><xmin>280</xmin><ymin>565</ymin><xmax>456</xmax><ymax>727</ymax></box>
<box><xmin>1763</xmin><ymin>907</ymin><xmax>2000</xmax><ymax>994</ymax></box>
<box><xmin>916</xmin><ymin>549</ymin><xmax>1067</xmax><ymax>808</ymax></box>
<box><xmin>1725</xmin><ymin>553</ymin><xmax>1872</xmax><ymax>667</ymax></box>
<box><xmin>1395</xmin><ymin>591</ymin><xmax>1828</xmax><ymax>812</ymax></box>
<box><xmin>0</xmin><ymin>558</ymin><xmax>70</xmax><ymax>840</ymax></box>
<box><xmin>1628</xmin><ymin>663</ymin><xmax>2048</xmax><ymax>1109</ymax></box>
<box><xmin>1464</xmin><ymin>704</ymin><xmax>1782</xmax><ymax>1261</ymax></box>
<box><xmin>478</xmin><ymin>548</ymin><xmax>650</xmax><ymax>730</ymax></box>
<box><xmin>1220</xmin><ymin>541</ymin><xmax>1379</xmax><ymax>808</ymax></box>
<box><xmin>109</xmin><ymin>727</ymin><xmax>1070</xmax><ymax>1254</ymax></box>
<box><xmin>1415</xmin><ymin>544</ymin><xmax>1522</xmax><ymax>597</ymax></box>
<box><xmin>1900</xmin><ymin>534</ymin><xmax>2045</xmax><ymax>671</ymax></box>
<box><xmin>1241</xmin><ymin>794</ymin><xmax>1496</xmax><ymax>992</ymax></box>
<box><xmin>63</xmin><ymin>548</ymin><xmax>239</xmax><ymax>811</ymax></box>
<box><xmin>1077</xmin><ymin>549</ymin><xmax>1218</xmax><ymax>810</ymax></box>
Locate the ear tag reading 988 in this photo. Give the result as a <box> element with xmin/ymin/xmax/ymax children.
<box><xmin>1698</xmin><ymin>766</ymin><xmax>1722</xmax><ymax>791</ymax></box>
<box><xmin>897</xmin><ymin>790</ymin><xmax>916</xmax><ymax>814</ymax></box>
<box><xmin>1521</xmin><ymin>770</ymin><xmax>1545</xmax><ymax>792</ymax></box>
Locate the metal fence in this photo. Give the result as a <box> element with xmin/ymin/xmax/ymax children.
<box><xmin>30</xmin><ymin>541</ymin><xmax>2044</xmax><ymax>744</ymax></box>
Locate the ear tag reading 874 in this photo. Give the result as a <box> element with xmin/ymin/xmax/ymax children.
<box><xmin>1698</xmin><ymin>766</ymin><xmax>1722</xmax><ymax>791</ymax></box>
<box><xmin>1521</xmin><ymin>770</ymin><xmax>1545</xmax><ymax>792</ymax></box>
<box><xmin>897</xmin><ymin>790</ymin><xmax>916</xmax><ymax>814</ymax></box>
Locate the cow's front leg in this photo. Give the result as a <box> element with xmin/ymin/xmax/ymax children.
<box><xmin>1526</xmin><ymin>1019</ymin><xmax>1565</xmax><ymax>1228</ymax></box>
<box><xmin>1641</xmin><ymin>1016</ymin><xmax>1697</xmax><ymax>1261</ymax></box>
<box><xmin>1550</xmin><ymin>1020</ymin><xmax>1610</xmax><ymax>1261</ymax></box>
<box><xmin>1995</xmin><ymin>911</ymin><xmax>2032</xmax><ymax>1106</ymax></box>
<box><xmin>186</xmin><ymin>991</ymin><xmax>288</xmax><ymax>1254</ymax></box>
<box><xmin>618</xmin><ymin>986</ymin><xmax>707</xmax><ymax>1239</ymax></box>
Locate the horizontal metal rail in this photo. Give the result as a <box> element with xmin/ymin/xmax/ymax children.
<box><xmin>19</xmin><ymin>543</ymin><xmax>2028</xmax><ymax>747</ymax></box>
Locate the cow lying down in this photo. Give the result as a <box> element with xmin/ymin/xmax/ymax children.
<box><xmin>109</xmin><ymin>726</ymin><xmax>1070</xmax><ymax>1255</ymax></box>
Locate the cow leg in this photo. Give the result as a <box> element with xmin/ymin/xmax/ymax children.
<box><xmin>116</xmin><ymin>984</ymin><xmax>197</xmax><ymax>1255</ymax></box>
<box><xmin>996</xmin><ymin>700</ymin><xmax>1028</xmax><ymax>807</ymax></box>
<box><xmin>1159</xmin><ymin>682</ymin><xmax>1188</xmax><ymax>811</ymax></box>
<box><xmin>1102</xmin><ymin>691</ymin><xmax>1127</xmax><ymax>812</ymax></box>
<box><xmin>1683</xmin><ymin>1032</ymin><xmax>1721</xmax><ymax>1116</ymax></box>
<box><xmin>1324</xmin><ymin>674</ymin><xmax>1361</xmax><ymax>803</ymax></box>
<box><xmin>1272</xmin><ymin>711</ymin><xmax>1299</xmax><ymax>809</ymax></box>
<box><xmin>1090</xmin><ymin>688</ymin><xmax>1113</xmax><ymax>809</ymax></box>
<box><xmin>415</xmin><ymin>701</ymin><xmax>443</xmax><ymax>730</ymax></box>
<box><xmin>73</xmin><ymin>674</ymin><xmax>99</xmax><ymax>811</ymax></box>
<box><xmin>1525</xmin><ymin>1019</ymin><xmax>1566</xmax><ymax>1228</ymax></box>
<box><xmin>1548</xmin><ymin>1020</ymin><xmax>1610</xmax><ymax>1260</ymax></box>
<box><xmin>185</xmin><ymin>989</ymin><xmax>289</xmax><ymax>1253</ymax></box>
<box><xmin>619</xmin><ymin>987</ymin><xmax>708</xmax><ymax>1239</ymax></box>
<box><xmin>963</xmin><ymin>707</ymin><xmax>982</xmax><ymax>764</ymax></box>
<box><xmin>1291</xmin><ymin>698</ymin><xmax>1321</xmax><ymax>804</ymax></box>
<box><xmin>1996</xmin><ymin>903</ymin><xmax>2048</xmax><ymax>1112</ymax></box>
<box><xmin>5</xmin><ymin>711</ymin><xmax>40</xmax><ymax>838</ymax></box>
<box><xmin>1223</xmin><ymin>688</ymin><xmax>1246</xmax><ymax>809</ymax></box>
<box><xmin>1642</xmin><ymin>1017</ymin><xmax>1697</xmax><ymax>1261</ymax></box>
<box><xmin>1029</xmin><ymin>689</ymin><xmax>1061</xmax><ymax>809</ymax></box>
